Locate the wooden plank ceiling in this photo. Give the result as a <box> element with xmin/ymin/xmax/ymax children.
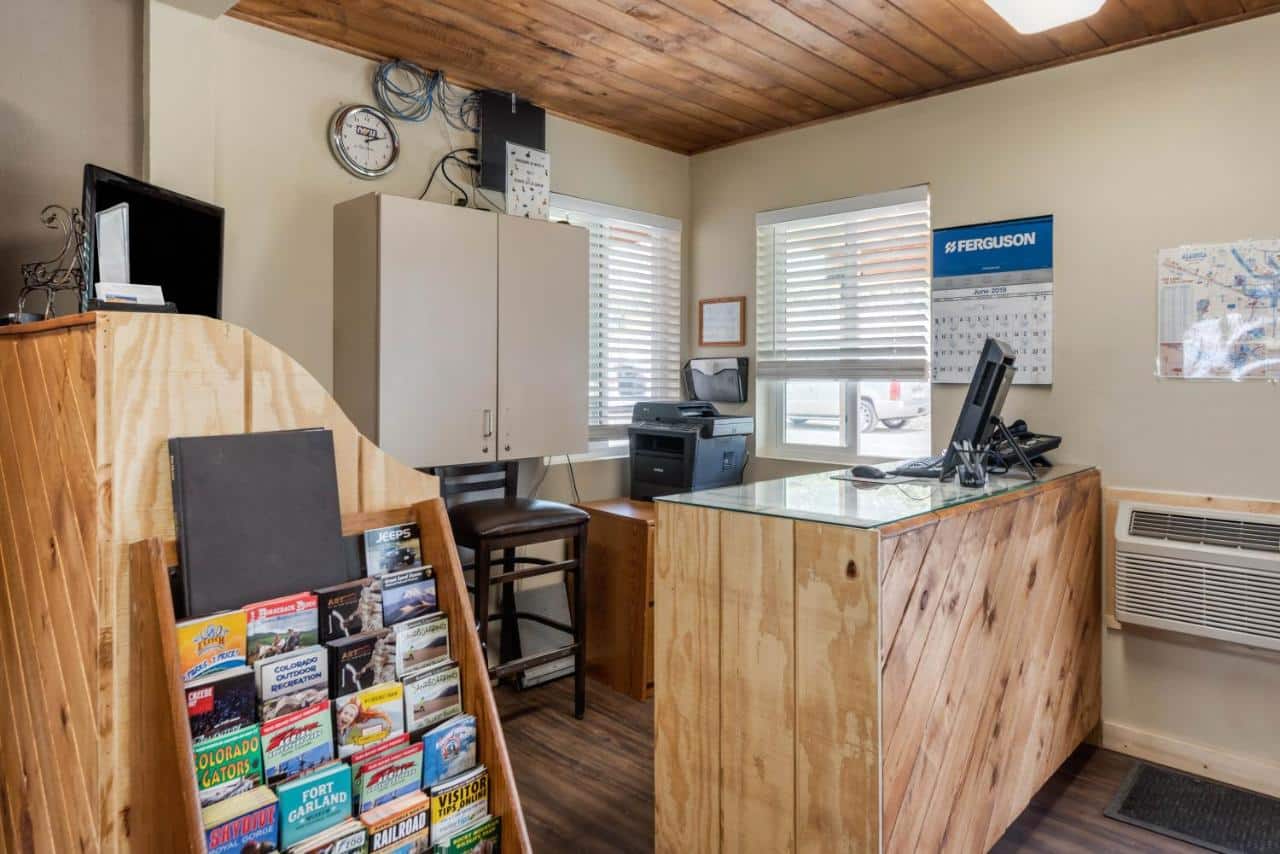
<box><xmin>230</xmin><ymin>0</ymin><xmax>1280</xmax><ymax>153</ymax></box>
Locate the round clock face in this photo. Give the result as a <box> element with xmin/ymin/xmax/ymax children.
<box><xmin>329</xmin><ymin>105</ymin><xmax>399</xmax><ymax>179</ymax></box>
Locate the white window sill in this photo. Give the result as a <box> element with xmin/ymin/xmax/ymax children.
<box><xmin>754</xmin><ymin>450</ymin><xmax>899</xmax><ymax>467</ymax></box>
<box><xmin>543</xmin><ymin>440</ymin><xmax>629</xmax><ymax>465</ymax></box>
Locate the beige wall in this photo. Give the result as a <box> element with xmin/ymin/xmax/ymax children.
<box><xmin>1</xmin><ymin>0</ymin><xmax>142</xmax><ymax>315</ymax></box>
<box><xmin>689</xmin><ymin>16</ymin><xmax>1280</xmax><ymax>771</ymax></box>
<box><xmin>145</xmin><ymin>3</ymin><xmax>690</xmax><ymax>499</ymax></box>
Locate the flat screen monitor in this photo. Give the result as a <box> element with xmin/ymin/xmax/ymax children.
<box><xmin>941</xmin><ymin>337</ymin><xmax>1016</xmax><ymax>478</ymax></box>
<box><xmin>82</xmin><ymin>164</ymin><xmax>224</xmax><ymax>318</ymax></box>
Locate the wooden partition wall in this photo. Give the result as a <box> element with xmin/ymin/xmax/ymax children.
<box><xmin>655</xmin><ymin>468</ymin><xmax>1102</xmax><ymax>853</ymax></box>
<box><xmin>0</xmin><ymin>313</ymin><xmax>530</xmax><ymax>853</ymax></box>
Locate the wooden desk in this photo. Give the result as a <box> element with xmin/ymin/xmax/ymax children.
<box><xmin>576</xmin><ymin>498</ymin><xmax>655</xmax><ymax>701</ymax></box>
<box><xmin>654</xmin><ymin>466</ymin><xmax>1102</xmax><ymax>853</ymax></box>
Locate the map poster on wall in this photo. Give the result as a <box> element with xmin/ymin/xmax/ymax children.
<box><xmin>1156</xmin><ymin>240</ymin><xmax>1280</xmax><ymax>380</ymax></box>
<box><xmin>505</xmin><ymin>142</ymin><xmax>550</xmax><ymax>220</ymax></box>
<box><xmin>932</xmin><ymin>215</ymin><xmax>1054</xmax><ymax>385</ymax></box>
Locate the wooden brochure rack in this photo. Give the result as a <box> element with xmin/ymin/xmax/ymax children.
<box><xmin>0</xmin><ymin>313</ymin><xmax>530</xmax><ymax>853</ymax></box>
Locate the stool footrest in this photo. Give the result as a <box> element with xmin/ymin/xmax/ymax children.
<box><xmin>487</xmin><ymin>559</ymin><xmax>577</xmax><ymax>585</ymax></box>
<box><xmin>489</xmin><ymin>644</ymin><xmax>578</xmax><ymax>679</ymax></box>
<box><xmin>484</xmin><ymin>611</ymin><xmax>573</xmax><ymax>635</ymax></box>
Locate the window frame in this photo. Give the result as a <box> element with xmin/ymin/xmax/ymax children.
<box><xmin>549</xmin><ymin>193</ymin><xmax>683</xmax><ymax>449</ymax></box>
<box><xmin>754</xmin><ymin>186</ymin><xmax>931</xmax><ymax>464</ymax></box>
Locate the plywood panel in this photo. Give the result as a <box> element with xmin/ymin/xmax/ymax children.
<box><xmin>873</xmin><ymin>470</ymin><xmax>1102</xmax><ymax>853</ymax></box>
<box><xmin>880</xmin><ymin>513</ymin><xmax>966</xmax><ymax>744</ymax></box>
<box><xmin>0</xmin><ymin>312</ymin><xmax>456</xmax><ymax>852</ymax></box>
<box><xmin>883</xmin><ymin>507</ymin><xmax>994</xmax><ymax>766</ymax></box>
<box><xmin>418</xmin><ymin>498</ymin><xmax>532</xmax><ymax>853</ymax></box>
<box><xmin>795</xmin><ymin>521</ymin><xmax>880</xmax><ymax>852</ymax></box>
<box><xmin>123</xmin><ymin>539</ymin><xmax>204</xmax><ymax>853</ymax></box>
<box><xmin>246</xmin><ymin>327</ymin><xmax>361</xmax><ymax>515</ymax></box>
<box><xmin>719</xmin><ymin>511</ymin><xmax>795</xmax><ymax>853</ymax></box>
<box><xmin>0</xmin><ymin>331</ymin><xmax>98</xmax><ymax>853</ymax></box>
<box><xmin>883</xmin><ymin>497</ymin><xmax>1032</xmax><ymax>850</ymax></box>
<box><xmin>654</xmin><ymin>502</ymin><xmax>720</xmax><ymax>853</ymax></box>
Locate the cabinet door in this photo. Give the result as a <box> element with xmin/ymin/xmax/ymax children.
<box><xmin>378</xmin><ymin>196</ymin><xmax>498</xmax><ymax>467</ymax></box>
<box><xmin>497</xmin><ymin>216</ymin><xmax>589</xmax><ymax>459</ymax></box>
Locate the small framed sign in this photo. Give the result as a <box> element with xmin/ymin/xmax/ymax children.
<box><xmin>699</xmin><ymin>296</ymin><xmax>746</xmax><ymax>347</ymax></box>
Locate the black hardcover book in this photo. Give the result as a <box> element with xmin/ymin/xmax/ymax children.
<box><xmin>168</xmin><ymin>428</ymin><xmax>352</xmax><ymax>618</ymax></box>
<box><xmin>185</xmin><ymin>666</ymin><xmax>257</xmax><ymax>743</ymax></box>
<box><xmin>326</xmin><ymin>629</ymin><xmax>395</xmax><ymax>697</ymax></box>
<box><xmin>315</xmin><ymin>578</ymin><xmax>381</xmax><ymax>642</ymax></box>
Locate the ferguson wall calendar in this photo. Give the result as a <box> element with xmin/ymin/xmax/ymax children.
<box><xmin>931</xmin><ymin>215</ymin><xmax>1054</xmax><ymax>385</ymax></box>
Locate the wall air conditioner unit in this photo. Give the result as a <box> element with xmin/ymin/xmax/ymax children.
<box><xmin>1115</xmin><ymin>501</ymin><xmax>1280</xmax><ymax>651</ymax></box>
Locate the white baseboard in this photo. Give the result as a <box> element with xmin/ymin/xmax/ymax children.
<box><xmin>1101</xmin><ymin>720</ymin><xmax>1280</xmax><ymax>799</ymax></box>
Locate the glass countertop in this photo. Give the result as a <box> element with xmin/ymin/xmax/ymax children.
<box><xmin>655</xmin><ymin>463</ymin><xmax>1095</xmax><ymax>530</ymax></box>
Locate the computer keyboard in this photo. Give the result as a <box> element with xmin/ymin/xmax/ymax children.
<box><xmin>890</xmin><ymin>453</ymin><xmax>946</xmax><ymax>478</ymax></box>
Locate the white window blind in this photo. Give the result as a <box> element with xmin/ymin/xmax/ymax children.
<box><xmin>756</xmin><ymin>185</ymin><xmax>930</xmax><ymax>381</ymax></box>
<box><xmin>550</xmin><ymin>194</ymin><xmax>682</xmax><ymax>441</ymax></box>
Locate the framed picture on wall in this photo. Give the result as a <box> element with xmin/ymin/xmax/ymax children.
<box><xmin>699</xmin><ymin>296</ymin><xmax>746</xmax><ymax>347</ymax></box>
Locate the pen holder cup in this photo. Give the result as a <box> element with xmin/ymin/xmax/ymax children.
<box><xmin>958</xmin><ymin>464</ymin><xmax>988</xmax><ymax>488</ymax></box>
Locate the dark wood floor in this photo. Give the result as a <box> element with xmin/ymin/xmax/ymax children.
<box><xmin>496</xmin><ymin>678</ymin><xmax>1202</xmax><ymax>853</ymax></box>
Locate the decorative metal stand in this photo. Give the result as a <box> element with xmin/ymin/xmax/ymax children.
<box><xmin>15</xmin><ymin>205</ymin><xmax>88</xmax><ymax>321</ymax></box>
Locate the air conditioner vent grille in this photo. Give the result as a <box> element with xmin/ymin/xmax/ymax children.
<box><xmin>1128</xmin><ymin>509</ymin><xmax>1280</xmax><ymax>554</ymax></box>
<box><xmin>1115</xmin><ymin>552</ymin><xmax>1280</xmax><ymax>645</ymax></box>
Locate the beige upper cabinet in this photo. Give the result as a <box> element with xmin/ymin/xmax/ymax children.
<box><xmin>333</xmin><ymin>193</ymin><xmax>588</xmax><ymax>469</ymax></box>
<box><xmin>498</xmin><ymin>215</ymin><xmax>589</xmax><ymax>460</ymax></box>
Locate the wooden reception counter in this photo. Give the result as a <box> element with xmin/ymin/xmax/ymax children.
<box><xmin>653</xmin><ymin>464</ymin><xmax>1101</xmax><ymax>853</ymax></box>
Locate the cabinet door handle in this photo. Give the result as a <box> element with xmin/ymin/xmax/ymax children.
<box><xmin>483</xmin><ymin>409</ymin><xmax>494</xmax><ymax>438</ymax></box>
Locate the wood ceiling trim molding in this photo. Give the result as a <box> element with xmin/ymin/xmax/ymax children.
<box><xmin>228</xmin><ymin>0</ymin><xmax>1280</xmax><ymax>155</ymax></box>
<box><xmin>1086</xmin><ymin>1</ymin><xmax>1152</xmax><ymax>43</ymax></box>
<box><xmin>1120</xmin><ymin>0</ymin><xmax>1198</xmax><ymax>31</ymax></box>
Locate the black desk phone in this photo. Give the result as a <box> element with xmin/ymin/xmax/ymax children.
<box><xmin>988</xmin><ymin>419</ymin><xmax>1060</xmax><ymax>469</ymax></box>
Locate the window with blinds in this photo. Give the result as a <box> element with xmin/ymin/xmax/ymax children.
<box><xmin>755</xmin><ymin>186</ymin><xmax>931</xmax><ymax>462</ymax></box>
<box><xmin>756</xmin><ymin>185</ymin><xmax>931</xmax><ymax>382</ymax></box>
<box><xmin>550</xmin><ymin>195</ymin><xmax>682</xmax><ymax>442</ymax></box>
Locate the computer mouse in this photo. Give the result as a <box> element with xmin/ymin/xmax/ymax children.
<box><xmin>851</xmin><ymin>465</ymin><xmax>889</xmax><ymax>479</ymax></box>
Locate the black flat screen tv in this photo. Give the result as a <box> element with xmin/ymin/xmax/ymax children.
<box><xmin>82</xmin><ymin>164</ymin><xmax>224</xmax><ymax>318</ymax></box>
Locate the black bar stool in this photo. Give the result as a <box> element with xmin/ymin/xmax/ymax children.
<box><xmin>427</xmin><ymin>461</ymin><xmax>589</xmax><ymax>719</ymax></box>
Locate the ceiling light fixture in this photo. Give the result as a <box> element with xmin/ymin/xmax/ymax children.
<box><xmin>983</xmin><ymin>0</ymin><xmax>1106</xmax><ymax>34</ymax></box>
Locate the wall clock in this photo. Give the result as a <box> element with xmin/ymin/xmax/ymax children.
<box><xmin>329</xmin><ymin>104</ymin><xmax>400</xmax><ymax>179</ymax></box>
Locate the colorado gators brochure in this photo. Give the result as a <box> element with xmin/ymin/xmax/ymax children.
<box><xmin>193</xmin><ymin>723</ymin><xmax>264</xmax><ymax>807</ymax></box>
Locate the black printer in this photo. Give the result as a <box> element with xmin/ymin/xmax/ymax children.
<box><xmin>628</xmin><ymin>401</ymin><xmax>754</xmax><ymax>500</ymax></box>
